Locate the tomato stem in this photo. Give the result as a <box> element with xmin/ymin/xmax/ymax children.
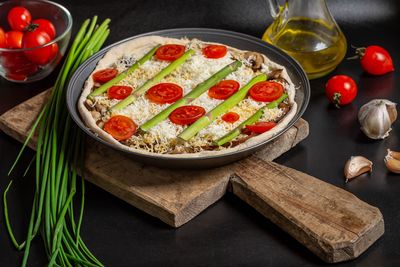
<box><xmin>333</xmin><ymin>92</ymin><xmax>342</xmax><ymax>109</ymax></box>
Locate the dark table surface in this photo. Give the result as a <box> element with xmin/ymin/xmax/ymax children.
<box><xmin>1</xmin><ymin>0</ymin><xmax>400</xmax><ymax>266</ymax></box>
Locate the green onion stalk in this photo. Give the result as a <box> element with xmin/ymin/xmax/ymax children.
<box><xmin>215</xmin><ymin>93</ymin><xmax>288</xmax><ymax>146</ymax></box>
<box><xmin>178</xmin><ymin>74</ymin><xmax>267</xmax><ymax>141</ymax></box>
<box><xmin>3</xmin><ymin>16</ymin><xmax>110</xmax><ymax>267</ymax></box>
<box><xmin>140</xmin><ymin>60</ymin><xmax>242</xmax><ymax>131</ymax></box>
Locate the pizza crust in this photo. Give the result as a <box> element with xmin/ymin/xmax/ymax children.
<box><xmin>78</xmin><ymin>36</ymin><xmax>298</xmax><ymax>158</ymax></box>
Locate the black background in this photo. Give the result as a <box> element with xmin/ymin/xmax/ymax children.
<box><xmin>1</xmin><ymin>0</ymin><xmax>400</xmax><ymax>266</ymax></box>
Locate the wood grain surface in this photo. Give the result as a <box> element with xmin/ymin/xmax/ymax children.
<box><xmin>0</xmin><ymin>90</ymin><xmax>384</xmax><ymax>263</ymax></box>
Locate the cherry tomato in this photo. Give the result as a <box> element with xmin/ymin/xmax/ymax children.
<box><xmin>92</xmin><ymin>68</ymin><xmax>118</xmax><ymax>83</ymax></box>
<box><xmin>202</xmin><ymin>45</ymin><xmax>227</xmax><ymax>59</ymax></box>
<box><xmin>353</xmin><ymin>45</ymin><xmax>394</xmax><ymax>76</ymax></box>
<box><xmin>249</xmin><ymin>81</ymin><xmax>284</xmax><ymax>102</ymax></box>
<box><xmin>107</xmin><ymin>85</ymin><xmax>133</xmax><ymax>100</ymax></box>
<box><xmin>325</xmin><ymin>75</ymin><xmax>357</xmax><ymax>107</ymax></box>
<box><xmin>5</xmin><ymin>31</ymin><xmax>23</xmax><ymax>49</ymax></box>
<box><xmin>30</xmin><ymin>19</ymin><xmax>56</xmax><ymax>39</ymax></box>
<box><xmin>104</xmin><ymin>115</ymin><xmax>137</xmax><ymax>141</ymax></box>
<box><xmin>155</xmin><ymin>44</ymin><xmax>185</xmax><ymax>61</ymax></box>
<box><xmin>208</xmin><ymin>80</ymin><xmax>240</xmax><ymax>100</ymax></box>
<box><xmin>221</xmin><ymin>112</ymin><xmax>240</xmax><ymax>123</ymax></box>
<box><xmin>169</xmin><ymin>105</ymin><xmax>206</xmax><ymax>125</ymax></box>
<box><xmin>22</xmin><ymin>30</ymin><xmax>55</xmax><ymax>65</ymax></box>
<box><xmin>147</xmin><ymin>83</ymin><xmax>183</xmax><ymax>104</ymax></box>
<box><xmin>0</xmin><ymin>27</ymin><xmax>6</xmax><ymax>48</ymax></box>
<box><xmin>245</xmin><ymin>121</ymin><xmax>276</xmax><ymax>134</ymax></box>
<box><xmin>1</xmin><ymin>51</ymin><xmax>38</xmax><ymax>81</ymax></box>
<box><xmin>8</xmin><ymin>6</ymin><xmax>32</xmax><ymax>31</ymax></box>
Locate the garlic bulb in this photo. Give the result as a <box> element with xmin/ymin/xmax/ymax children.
<box><xmin>358</xmin><ymin>99</ymin><xmax>397</xmax><ymax>139</ymax></box>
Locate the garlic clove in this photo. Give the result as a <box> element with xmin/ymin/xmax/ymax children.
<box><xmin>385</xmin><ymin>149</ymin><xmax>400</xmax><ymax>174</ymax></box>
<box><xmin>344</xmin><ymin>156</ymin><xmax>373</xmax><ymax>182</ymax></box>
<box><xmin>358</xmin><ymin>99</ymin><xmax>397</xmax><ymax>140</ymax></box>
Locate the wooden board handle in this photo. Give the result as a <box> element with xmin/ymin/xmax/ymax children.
<box><xmin>231</xmin><ymin>157</ymin><xmax>384</xmax><ymax>263</ymax></box>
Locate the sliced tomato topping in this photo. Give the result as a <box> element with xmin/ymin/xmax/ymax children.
<box><xmin>202</xmin><ymin>45</ymin><xmax>227</xmax><ymax>59</ymax></box>
<box><xmin>245</xmin><ymin>121</ymin><xmax>277</xmax><ymax>134</ymax></box>
<box><xmin>147</xmin><ymin>83</ymin><xmax>183</xmax><ymax>104</ymax></box>
<box><xmin>104</xmin><ymin>115</ymin><xmax>137</xmax><ymax>141</ymax></box>
<box><xmin>208</xmin><ymin>80</ymin><xmax>240</xmax><ymax>100</ymax></box>
<box><xmin>92</xmin><ymin>68</ymin><xmax>118</xmax><ymax>83</ymax></box>
<box><xmin>222</xmin><ymin>112</ymin><xmax>240</xmax><ymax>123</ymax></box>
<box><xmin>249</xmin><ymin>81</ymin><xmax>284</xmax><ymax>102</ymax></box>
<box><xmin>169</xmin><ymin>105</ymin><xmax>206</xmax><ymax>125</ymax></box>
<box><xmin>107</xmin><ymin>85</ymin><xmax>133</xmax><ymax>100</ymax></box>
<box><xmin>155</xmin><ymin>44</ymin><xmax>185</xmax><ymax>61</ymax></box>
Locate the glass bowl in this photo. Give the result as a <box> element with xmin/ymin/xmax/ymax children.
<box><xmin>0</xmin><ymin>0</ymin><xmax>72</xmax><ymax>83</ymax></box>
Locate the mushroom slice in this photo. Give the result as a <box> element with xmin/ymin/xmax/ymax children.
<box><xmin>244</xmin><ymin>51</ymin><xmax>264</xmax><ymax>71</ymax></box>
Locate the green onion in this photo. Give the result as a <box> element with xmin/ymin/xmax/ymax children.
<box><xmin>3</xmin><ymin>16</ymin><xmax>109</xmax><ymax>267</ymax></box>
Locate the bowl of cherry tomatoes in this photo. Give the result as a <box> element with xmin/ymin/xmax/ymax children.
<box><xmin>0</xmin><ymin>0</ymin><xmax>72</xmax><ymax>83</ymax></box>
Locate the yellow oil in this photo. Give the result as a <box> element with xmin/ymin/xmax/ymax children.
<box><xmin>262</xmin><ymin>17</ymin><xmax>347</xmax><ymax>79</ymax></box>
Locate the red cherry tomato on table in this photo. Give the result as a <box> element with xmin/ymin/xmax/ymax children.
<box><xmin>5</xmin><ymin>31</ymin><xmax>23</xmax><ymax>49</ymax></box>
<box><xmin>92</xmin><ymin>68</ymin><xmax>118</xmax><ymax>83</ymax></box>
<box><xmin>7</xmin><ymin>6</ymin><xmax>32</xmax><ymax>31</ymax></box>
<box><xmin>245</xmin><ymin>121</ymin><xmax>276</xmax><ymax>134</ymax></box>
<box><xmin>249</xmin><ymin>81</ymin><xmax>284</xmax><ymax>102</ymax></box>
<box><xmin>107</xmin><ymin>85</ymin><xmax>133</xmax><ymax>100</ymax></box>
<box><xmin>202</xmin><ymin>45</ymin><xmax>227</xmax><ymax>59</ymax></box>
<box><xmin>22</xmin><ymin>30</ymin><xmax>55</xmax><ymax>65</ymax></box>
<box><xmin>222</xmin><ymin>112</ymin><xmax>240</xmax><ymax>123</ymax></box>
<box><xmin>30</xmin><ymin>19</ymin><xmax>56</xmax><ymax>40</ymax></box>
<box><xmin>169</xmin><ymin>105</ymin><xmax>206</xmax><ymax>125</ymax></box>
<box><xmin>208</xmin><ymin>80</ymin><xmax>240</xmax><ymax>100</ymax></box>
<box><xmin>146</xmin><ymin>83</ymin><xmax>183</xmax><ymax>104</ymax></box>
<box><xmin>104</xmin><ymin>115</ymin><xmax>137</xmax><ymax>141</ymax></box>
<box><xmin>353</xmin><ymin>45</ymin><xmax>394</xmax><ymax>76</ymax></box>
<box><xmin>155</xmin><ymin>44</ymin><xmax>185</xmax><ymax>61</ymax></box>
<box><xmin>325</xmin><ymin>75</ymin><xmax>357</xmax><ymax>107</ymax></box>
<box><xmin>0</xmin><ymin>27</ymin><xmax>6</xmax><ymax>48</ymax></box>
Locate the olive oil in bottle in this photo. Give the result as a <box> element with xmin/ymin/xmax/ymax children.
<box><xmin>263</xmin><ymin>17</ymin><xmax>347</xmax><ymax>79</ymax></box>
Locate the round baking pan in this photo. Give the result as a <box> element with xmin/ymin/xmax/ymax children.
<box><xmin>67</xmin><ymin>28</ymin><xmax>310</xmax><ymax>169</ymax></box>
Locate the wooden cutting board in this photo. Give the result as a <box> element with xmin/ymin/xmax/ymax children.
<box><xmin>0</xmin><ymin>90</ymin><xmax>384</xmax><ymax>263</ymax></box>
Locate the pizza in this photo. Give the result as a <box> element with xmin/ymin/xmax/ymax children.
<box><xmin>78</xmin><ymin>36</ymin><xmax>297</xmax><ymax>157</ymax></box>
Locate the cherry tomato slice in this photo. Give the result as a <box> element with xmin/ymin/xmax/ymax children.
<box><xmin>249</xmin><ymin>81</ymin><xmax>284</xmax><ymax>102</ymax></box>
<box><xmin>202</xmin><ymin>45</ymin><xmax>227</xmax><ymax>59</ymax></box>
<box><xmin>147</xmin><ymin>83</ymin><xmax>183</xmax><ymax>104</ymax></box>
<box><xmin>92</xmin><ymin>68</ymin><xmax>118</xmax><ymax>83</ymax></box>
<box><xmin>107</xmin><ymin>85</ymin><xmax>133</xmax><ymax>100</ymax></box>
<box><xmin>208</xmin><ymin>80</ymin><xmax>240</xmax><ymax>100</ymax></box>
<box><xmin>7</xmin><ymin>6</ymin><xmax>31</xmax><ymax>31</ymax></box>
<box><xmin>104</xmin><ymin>115</ymin><xmax>137</xmax><ymax>141</ymax></box>
<box><xmin>0</xmin><ymin>27</ymin><xmax>6</xmax><ymax>48</ymax></box>
<box><xmin>221</xmin><ymin>112</ymin><xmax>240</xmax><ymax>123</ymax></box>
<box><xmin>31</xmin><ymin>19</ymin><xmax>56</xmax><ymax>40</ymax></box>
<box><xmin>5</xmin><ymin>31</ymin><xmax>23</xmax><ymax>49</ymax></box>
<box><xmin>155</xmin><ymin>44</ymin><xmax>185</xmax><ymax>61</ymax></box>
<box><xmin>245</xmin><ymin>121</ymin><xmax>276</xmax><ymax>134</ymax></box>
<box><xmin>169</xmin><ymin>105</ymin><xmax>206</xmax><ymax>125</ymax></box>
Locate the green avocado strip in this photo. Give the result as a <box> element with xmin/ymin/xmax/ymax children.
<box><xmin>215</xmin><ymin>93</ymin><xmax>288</xmax><ymax>146</ymax></box>
<box><xmin>88</xmin><ymin>44</ymin><xmax>160</xmax><ymax>98</ymax></box>
<box><xmin>110</xmin><ymin>49</ymin><xmax>196</xmax><ymax>111</ymax></box>
<box><xmin>178</xmin><ymin>74</ymin><xmax>267</xmax><ymax>141</ymax></box>
<box><xmin>139</xmin><ymin>60</ymin><xmax>242</xmax><ymax>132</ymax></box>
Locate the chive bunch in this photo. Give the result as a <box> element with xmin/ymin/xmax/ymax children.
<box><xmin>4</xmin><ymin>16</ymin><xmax>110</xmax><ymax>267</ymax></box>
